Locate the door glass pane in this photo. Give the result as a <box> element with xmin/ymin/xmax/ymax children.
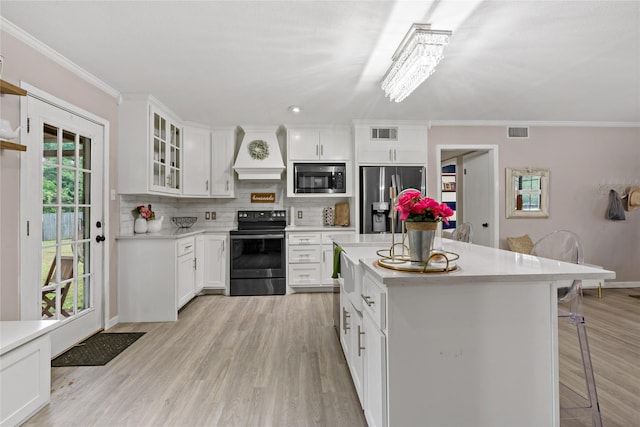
<box><xmin>40</xmin><ymin>122</ymin><xmax>93</xmax><ymax>319</ymax></box>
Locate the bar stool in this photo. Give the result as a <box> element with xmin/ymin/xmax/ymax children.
<box><xmin>530</xmin><ymin>230</ymin><xmax>602</xmax><ymax>426</ymax></box>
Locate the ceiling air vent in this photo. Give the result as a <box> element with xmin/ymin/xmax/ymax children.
<box><xmin>371</xmin><ymin>127</ymin><xmax>398</xmax><ymax>141</ymax></box>
<box><xmin>507</xmin><ymin>126</ymin><xmax>529</xmax><ymax>139</ymax></box>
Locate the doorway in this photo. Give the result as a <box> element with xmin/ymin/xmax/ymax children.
<box><xmin>435</xmin><ymin>145</ymin><xmax>499</xmax><ymax>248</ymax></box>
<box><xmin>21</xmin><ymin>87</ymin><xmax>107</xmax><ymax>356</ymax></box>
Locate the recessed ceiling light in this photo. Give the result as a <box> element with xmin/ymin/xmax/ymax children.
<box><xmin>288</xmin><ymin>105</ymin><xmax>302</xmax><ymax>114</ymax></box>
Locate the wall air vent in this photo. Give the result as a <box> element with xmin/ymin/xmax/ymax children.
<box><xmin>507</xmin><ymin>126</ymin><xmax>529</xmax><ymax>139</ymax></box>
<box><xmin>370</xmin><ymin>127</ymin><xmax>398</xmax><ymax>141</ymax></box>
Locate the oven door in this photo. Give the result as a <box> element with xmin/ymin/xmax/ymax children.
<box><xmin>229</xmin><ymin>232</ymin><xmax>286</xmax><ymax>279</ymax></box>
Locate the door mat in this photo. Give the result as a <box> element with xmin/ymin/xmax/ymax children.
<box><xmin>52</xmin><ymin>332</ymin><xmax>145</xmax><ymax>367</ymax></box>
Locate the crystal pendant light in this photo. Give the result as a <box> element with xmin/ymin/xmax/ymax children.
<box><xmin>381</xmin><ymin>24</ymin><xmax>452</xmax><ymax>103</ymax></box>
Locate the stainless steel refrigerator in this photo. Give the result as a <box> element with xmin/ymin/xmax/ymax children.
<box><xmin>360</xmin><ymin>165</ymin><xmax>426</xmax><ymax>234</ymax></box>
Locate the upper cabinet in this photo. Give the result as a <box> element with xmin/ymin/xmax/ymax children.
<box><xmin>182</xmin><ymin>125</ymin><xmax>211</xmax><ymax>197</ymax></box>
<box><xmin>210</xmin><ymin>128</ymin><xmax>235</xmax><ymax>198</ymax></box>
<box><xmin>119</xmin><ymin>95</ymin><xmax>183</xmax><ymax>195</ymax></box>
<box><xmin>287</xmin><ymin>126</ymin><xmax>352</xmax><ymax>161</ymax></box>
<box><xmin>353</xmin><ymin>122</ymin><xmax>428</xmax><ymax>166</ymax></box>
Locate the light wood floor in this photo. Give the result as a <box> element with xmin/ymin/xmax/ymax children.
<box><xmin>25</xmin><ymin>290</ymin><xmax>639</xmax><ymax>427</ymax></box>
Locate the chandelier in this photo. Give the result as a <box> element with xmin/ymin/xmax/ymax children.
<box><xmin>381</xmin><ymin>24</ymin><xmax>452</xmax><ymax>103</ymax></box>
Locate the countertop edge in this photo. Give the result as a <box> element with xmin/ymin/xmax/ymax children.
<box><xmin>1</xmin><ymin>320</ymin><xmax>60</xmax><ymax>355</ymax></box>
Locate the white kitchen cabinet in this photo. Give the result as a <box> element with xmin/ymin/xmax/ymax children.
<box><xmin>339</xmin><ymin>284</ymin><xmax>364</xmax><ymax>407</ymax></box>
<box><xmin>195</xmin><ymin>235</ymin><xmax>205</xmax><ymax>294</ymax></box>
<box><xmin>117</xmin><ymin>235</ymin><xmax>197</xmax><ymax>322</ymax></box>
<box><xmin>362</xmin><ymin>309</ymin><xmax>387</xmax><ymax>427</ymax></box>
<box><xmin>177</xmin><ymin>238</ymin><xmax>196</xmax><ymax>308</ymax></box>
<box><xmin>203</xmin><ymin>233</ymin><xmax>227</xmax><ymax>290</ymax></box>
<box><xmin>210</xmin><ymin>128</ymin><xmax>235</xmax><ymax>197</ymax></box>
<box><xmin>287</xmin><ymin>126</ymin><xmax>351</xmax><ymax>161</ymax></box>
<box><xmin>287</xmin><ymin>231</ymin><xmax>353</xmax><ymax>289</ymax></box>
<box><xmin>119</xmin><ymin>95</ymin><xmax>183</xmax><ymax>195</ymax></box>
<box><xmin>182</xmin><ymin>125</ymin><xmax>211</xmax><ymax>197</ymax></box>
<box><xmin>353</xmin><ymin>122</ymin><xmax>427</xmax><ymax>165</ymax></box>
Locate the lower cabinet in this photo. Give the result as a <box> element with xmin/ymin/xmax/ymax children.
<box><xmin>340</xmin><ymin>287</ymin><xmax>364</xmax><ymax>406</ymax></box>
<box><xmin>176</xmin><ymin>238</ymin><xmax>196</xmax><ymax>308</ymax></box>
<box><xmin>362</xmin><ymin>309</ymin><xmax>387</xmax><ymax>427</ymax></box>
<box><xmin>339</xmin><ymin>259</ymin><xmax>388</xmax><ymax>426</ymax></box>
<box><xmin>288</xmin><ymin>230</ymin><xmax>353</xmax><ymax>289</ymax></box>
<box><xmin>118</xmin><ymin>235</ymin><xmax>197</xmax><ymax>322</ymax></box>
<box><xmin>203</xmin><ymin>233</ymin><xmax>227</xmax><ymax>291</ymax></box>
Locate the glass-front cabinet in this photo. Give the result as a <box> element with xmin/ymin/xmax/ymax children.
<box><xmin>118</xmin><ymin>95</ymin><xmax>183</xmax><ymax>195</ymax></box>
<box><xmin>151</xmin><ymin>108</ymin><xmax>181</xmax><ymax>194</ymax></box>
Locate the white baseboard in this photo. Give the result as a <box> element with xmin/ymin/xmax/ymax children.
<box><xmin>584</xmin><ymin>280</ymin><xmax>640</xmax><ymax>289</ymax></box>
<box><xmin>603</xmin><ymin>281</ymin><xmax>640</xmax><ymax>289</ymax></box>
<box><xmin>105</xmin><ymin>315</ymin><xmax>119</xmax><ymax>330</ymax></box>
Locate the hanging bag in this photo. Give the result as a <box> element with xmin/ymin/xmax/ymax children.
<box><xmin>606</xmin><ymin>189</ymin><xmax>626</xmax><ymax>221</ymax></box>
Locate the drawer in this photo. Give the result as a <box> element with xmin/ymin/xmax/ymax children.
<box><xmin>288</xmin><ymin>245</ymin><xmax>321</xmax><ymax>263</ymax></box>
<box><xmin>288</xmin><ymin>232</ymin><xmax>321</xmax><ymax>245</ymax></box>
<box><xmin>361</xmin><ymin>272</ymin><xmax>386</xmax><ymax>330</ymax></box>
<box><xmin>289</xmin><ymin>264</ymin><xmax>321</xmax><ymax>285</ymax></box>
<box><xmin>321</xmin><ymin>231</ymin><xmax>354</xmax><ymax>245</ymax></box>
<box><xmin>177</xmin><ymin>237</ymin><xmax>195</xmax><ymax>256</ymax></box>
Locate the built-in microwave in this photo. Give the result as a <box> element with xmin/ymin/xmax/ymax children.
<box><xmin>294</xmin><ymin>163</ymin><xmax>346</xmax><ymax>194</ymax></box>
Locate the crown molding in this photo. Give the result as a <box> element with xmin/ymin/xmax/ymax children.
<box><xmin>1</xmin><ymin>17</ymin><xmax>120</xmax><ymax>99</ymax></box>
<box><xmin>428</xmin><ymin>120</ymin><xmax>640</xmax><ymax>128</ymax></box>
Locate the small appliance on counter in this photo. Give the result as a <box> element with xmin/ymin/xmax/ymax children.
<box><xmin>334</xmin><ymin>202</ymin><xmax>350</xmax><ymax>226</ymax></box>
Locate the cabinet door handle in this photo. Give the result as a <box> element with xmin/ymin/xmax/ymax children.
<box><xmin>316</xmin><ymin>145</ymin><xmax>319</xmax><ymax>156</ymax></box>
<box><xmin>358</xmin><ymin>325</ymin><xmax>365</xmax><ymax>356</ymax></box>
<box><xmin>394</xmin><ymin>148</ymin><xmax>397</xmax><ymax>161</ymax></box>
<box><xmin>361</xmin><ymin>294</ymin><xmax>375</xmax><ymax>306</ymax></box>
<box><xmin>342</xmin><ymin>307</ymin><xmax>351</xmax><ymax>333</ymax></box>
<box><xmin>320</xmin><ymin>144</ymin><xmax>324</xmax><ymax>157</ymax></box>
<box><xmin>193</xmin><ymin>258</ymin><xmax>197</xmax><ymax>270</ymax></box>
<box><xmin>389</xmin><ymin>149</ymin><xmax>393</xmax><ymax>162</ymax></box>
<box><xmin>206</xmin><ymin>180</ymin><xmax>209</xmax><ymax>191</ymax></box>
<box><xmin>226</xmin><ymin>180</ymin><xmax>229</xmax><ymax>191</ymax></box>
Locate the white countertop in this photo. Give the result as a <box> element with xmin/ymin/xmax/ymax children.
<box><xmin>330</xmin><ymin>235</ymin><xmax>616</xmax><ymax>285</ymax></box>
<box><xmin>361</xmin><ymin>240</ymin><xmax>616</xmax><ymax>285</ymax></box>
<box><xmin>331</xmin><ymin>233</ymin><xmax>394</xmax><ymax>247</ymax></box>
<box><xmin>285</xmin><ymin>225</ymin><xmax>355</xmax><ymax>232</ymax></box>
<box><xmin>116</xmin><ymin>226</ymin><xmax>229</xmax><ymax>240</ymax></box>
<box><xmin>0</xmin><ymin>320</ymin><xmax>59</xmax><ymax>355</ymax></box>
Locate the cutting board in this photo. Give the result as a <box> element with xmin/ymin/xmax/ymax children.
<box><xmin>334</xmin><ymin>202</ymin><xmax>350</xmax><ymax>226</ymax></box>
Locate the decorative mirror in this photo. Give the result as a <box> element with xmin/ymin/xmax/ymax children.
<box><xmin>506</xmin><ymin>167</ymin><xmax>549</xmax><ymax>218</ymax></box>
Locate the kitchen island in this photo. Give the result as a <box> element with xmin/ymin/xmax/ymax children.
<box><xmin>331</xmin><ymin>237</ymin><xmax>615</xmax><ymax>427</ymax></box>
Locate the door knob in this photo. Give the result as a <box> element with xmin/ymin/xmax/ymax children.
<box><xmin>96</xmin><ymin>221</ymin><xmax>102</xmax><ymax>228</ymax></box>
<box><xmin>96</xmin><ymin>235</ymin><xmax>106</xmax><ymax>242</ymax></box>
<box><xmin>482</xmin><ymin>223</ymin><xmax>489</xmax><ymax>228</ymax></box>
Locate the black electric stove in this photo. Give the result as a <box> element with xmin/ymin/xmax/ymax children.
<box><xmin>229</xmin><ymin>210</ymin><xmax>287</xmax><ymax>296</ymax></box>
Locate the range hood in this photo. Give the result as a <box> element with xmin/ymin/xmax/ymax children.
<box><xmin>233</xmin><ymin>126</ymin><xmax>285</xmax><ymax>180</ymax></box>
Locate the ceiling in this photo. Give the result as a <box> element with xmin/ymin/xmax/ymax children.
<box><xmin>1</xmin><ymin>1</ymin><xmax>639</xmax><ymax>127</ymax></box>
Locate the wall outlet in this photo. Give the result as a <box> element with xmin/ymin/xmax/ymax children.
<box><xmin>205</xmin><ymin>212</ymin><xmax>210</xmax><ymax>220</ymax></box>
<box><xmin>297</xmin><ymin>211</ymin><xmax>303</xmax><ymax>219</ymax></box>
<box><xmin>210</xmin><ymin>211</ymin><xmax>216</xmax><ymax>220</ymax></box>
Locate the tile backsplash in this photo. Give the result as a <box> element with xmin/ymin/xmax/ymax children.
<box><xmin>119</xmin><ymin>180</ymin><xmax>350</xmax><ymax>234</ymax></box>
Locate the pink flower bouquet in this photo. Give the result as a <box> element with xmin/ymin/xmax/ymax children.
<box><xmin>395</xmin><ymin>189</ymin><xmax>453</xmax><ymax>225</ymax></box>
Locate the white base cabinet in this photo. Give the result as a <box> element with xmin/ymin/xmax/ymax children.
<box><xmin>287</xmin><ymin>231</ymin><xmax>352</xmax><ymax>290</ymax></box>
<box><xmin>118</xmin><ymin>236</ymin><xmax>197</xmax><ymax>322</ymax></box>
<box><xmin>203</xmin><ymin>233</ymin><xmax>227</xmax><ymax>291</ymax></box>
<box><xmin>0</xmin><ymin>326</ymin><xmax>54</xmax><ymax>427</ymax></box>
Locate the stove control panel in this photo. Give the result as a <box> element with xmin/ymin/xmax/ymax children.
<box><xmin>237</xmin><ymin>210</ymin><xmax>287</xmax><ymax>223</ymax></box>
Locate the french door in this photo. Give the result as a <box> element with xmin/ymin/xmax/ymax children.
<box><xmin>22</xmin><ymin>94</ymin><xmax>105</xmax><ymax>356</ymax></box>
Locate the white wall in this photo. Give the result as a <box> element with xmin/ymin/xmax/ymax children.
<box><xmin>428</xmin><ymin>125</ymin><xmax>640</xmax><ymax>282</ymax></box>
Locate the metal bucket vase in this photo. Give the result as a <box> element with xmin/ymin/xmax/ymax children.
<box><xmin>405</xmin><ymin>221</ymin><xmax>438</xmax><ymax>264</ymax></box>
